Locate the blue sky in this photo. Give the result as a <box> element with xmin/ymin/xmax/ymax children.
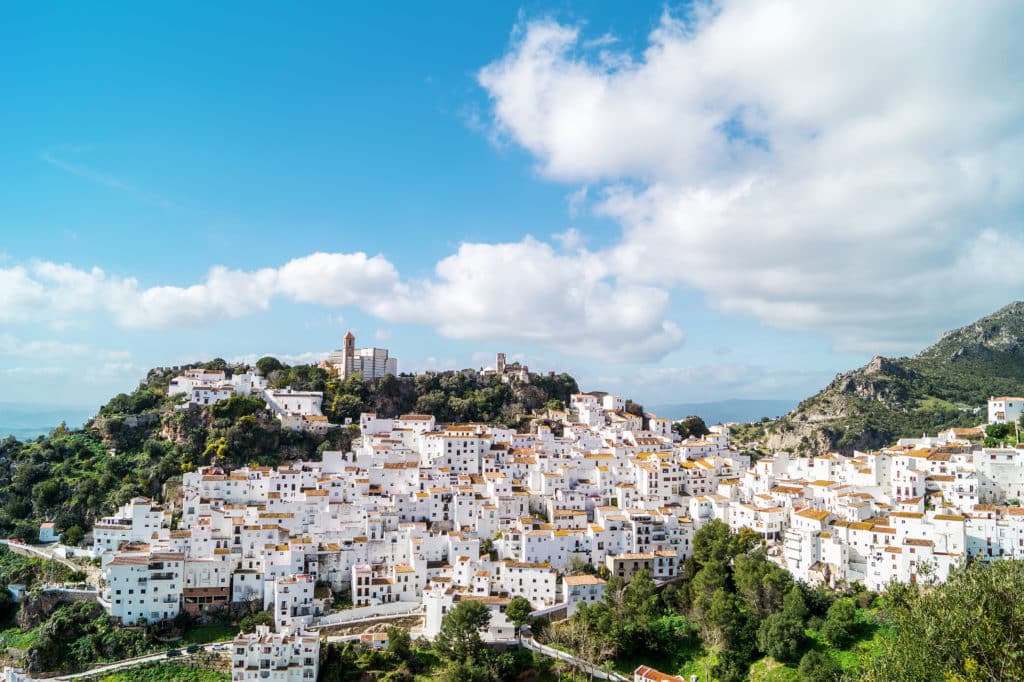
<box><xmin>2</xmin><ymin>1</ymin><xmax>1023</xmax><ymax>415</ymax></box>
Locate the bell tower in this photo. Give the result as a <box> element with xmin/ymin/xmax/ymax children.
<box><xmin>344</xmin><ymin>331</ymin><xmax>355</xmax><ymax>360</ymax></box>
<box><xmin>342</xmin><ymin>331</ymin><xmax>355</xmax><ymax>378</ymax></box>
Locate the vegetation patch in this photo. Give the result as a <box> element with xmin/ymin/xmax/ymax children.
<box><xmin>98</xmin><ymin>663</ymin><xmax>230</xmax><ymax>682</ymax></box>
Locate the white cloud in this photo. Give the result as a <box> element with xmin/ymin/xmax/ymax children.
<box><xmin>552</xmin><ymin>227</ymin><xmax>587</xmax><ymax>251</ymax></box>
<box><xmin>0</xmin><ymin>244</ymin><xmax>682</xmax><ymax>361</ymax></box>
<box><xmin>120</xmin><ymin>266</ymin><xmax>279</xmax><ymax>328</ymax></box>
<box><xmin>0</xmin><ymin>254</ymin><xmax>397</xmax><ymax>331</ymax></box>
<box><xmin>0</xmin><ymin>334</ymin><xmax>131</xmax><ymax>362</ymax></box>
<box><xmin>368</xmin><ymin>236</ymin><xmax>683</xmax><ymax>361</ymax></box>
<box><xmin>275</xmin><ymin>252</ymin><xmax>400</xmax><ymax>306</ymax></box>
<box><xmin>0</xmin><ymin>334</ymin><xmax>89</xmax><ymax>358</ymax></box>
<box><xmin>478</xmin><ymin>2</ymin><xmax>1024</xmax><ymax>352</ymax></box>
<box><xmin>565</xmin><ymin>186</ymin><xmax>589</xmax><ymax>218</ymax></box>
<box><xmin>83</xmin><ymin>362</ymin><xmax>140</xmax><ymax>384</ymax></box>
<box><xmin>228</xmin><ymin>351</ymin><xmax>332</xmax><ymax>367</ymax></box>
<box><xmin>374</xmin><ymin>329</ymin><xmax>392</xmax><ymax>342</ymax></box>
<box><xmin>0</xmin><ymin>366</ymin><xmax>68</xmax><ymax>378</ymax></box>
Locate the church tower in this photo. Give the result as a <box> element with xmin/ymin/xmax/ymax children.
<box><xmin>343</xmin><ymin>331</ymin><xmax>355</xmax><ymax>378</ymax></box>
<box><xmin>344</xmin><ymin>331</ymin><xmax>355</xmax><ymax>360</ymax></box>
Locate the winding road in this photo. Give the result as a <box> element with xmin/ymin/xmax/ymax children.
<box><xmin>521</xmin><ymin>638</ymin><xmax>630</xmax><ymax>682</ymax></box>
<box><xmin>51</xmin><ymin>642</ymin><xmax>229</xmax><ymax>681</ymax></box>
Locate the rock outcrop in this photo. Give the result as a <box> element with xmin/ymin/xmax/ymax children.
<box><xmin>765</xmin><ymin>302</ymin><xmax>1024</xmax><ymax>454</ymax></box>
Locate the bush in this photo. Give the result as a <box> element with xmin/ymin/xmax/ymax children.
<box><xmin>239</xmin><ymin>610</ymin><xmax>274</xmax><ymax>633</ymax></box>
<box><xmin>756</xmin><ymin>613</ymin><xmax>805</xmax><ymax>663</ymax></box>
<box><xmin>799</xmin><ymin>650</ymin><xmax>841</xmax><ymax>682</ymax></box>
<box><xmin>61</xmin><ymin>525</ymin><xmax>85</xmax><ymax>547</ymax></box>
<box><xmin>711</xmin><ymin>649</ymin><xmax>750</xmax><ymax>682</ymax></box>
<box><xmin>821</xmin><ymin>598</ymin><xmax>857</xmax><ymax>647</ymax></box>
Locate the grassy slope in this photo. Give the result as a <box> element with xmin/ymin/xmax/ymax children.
<box><xmin>176</xmin><ymin>625</ymin><xmax>239</xmax><ymax>646</ymax></box>
<box><xmin>98</xmin><ymin>663</ymin><xmax>229</xmax><ymax>682</ymax></box>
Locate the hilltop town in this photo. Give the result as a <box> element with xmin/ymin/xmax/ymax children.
<box><xmin>3</xmin><ymin>332</ymin><xmax>1024</xmax><ymax>681</ymax></box>
<box><xmin>58</xmin><ymin>341</ymin><xmax>1024</xmax><ymax>680</ymax></box>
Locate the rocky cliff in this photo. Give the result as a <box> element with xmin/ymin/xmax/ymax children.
<box><xmin>766</xmin><ymin>302</ymin><xmax>1024</xmax><ymax>454</ymax></box>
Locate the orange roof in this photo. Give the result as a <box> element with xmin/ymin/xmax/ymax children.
<box><xmin>563</xmin><ymin>575</ymin><xmax>606</xmax><ymax>586</ymax></box>
<box><xmin>634</xmin><ymin>666</ymin><xmax>684</xmax><ymax>682</ymax></box>
<box><xmin>796</xmin><ymin>508</ymin><xmax>831</xmax><ymax>521</ymax></box>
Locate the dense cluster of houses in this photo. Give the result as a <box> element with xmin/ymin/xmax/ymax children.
<box><xmin>86</xmin><ymin>387</ymin><xmax>1024</xmax><ymax>680</ymax></box>
<box><xmin>167</xmin><ymin>367</ymin><xmax>330</xmax><ymax>434</ymax></box>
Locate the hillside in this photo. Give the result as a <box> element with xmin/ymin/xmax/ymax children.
<box><xmin>0</xmin><ymin>359</ymin><xmax>578</xmax><ymax>543</ymax></box>
<box><xmin>766</xmin><ymin>301</ymin><xmax>1024</xmax><ymax>454</ymax></box>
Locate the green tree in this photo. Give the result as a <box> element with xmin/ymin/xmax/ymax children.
<box><xmin>692</xmin><ymin>519</ymin><xmax>754</xmax><ymax>565</ymax></box>
<box><xmin>210</xmin><ymin>394</ymin><xmax>265</xmax><ymax>420</ymax></box>
<box><xmin>328</xmin><ymin>394</ymin><xmax>365</xmax><ymax>423</ymax></box>
<box><xmin>820</xmin><ymin>597</ymin><xmax>857</xmax><ymax>647</ymax></box>
<box><xmin>505</xmin><ymin>596</ymin><xmax>532</xmax><ymax>635</ymax></box>
<box><xmin>868</xmin><ymin>560</ymin><xmax>1024</xmax><ymax>681</ymax></box>
<box><xmin>986</xmin><ymin>423</ymin><xmax>1011</xmax><ymax>440</ymax></box>
<box><xmin>782</xmin><ymin>584</ymin><xmax>809</xmax><ymax>622</ymax></box>
<box><xmin>239</xmin><ymin>610</ymin><xmax>274</xmax><ymax>633</ymax></box>
<box><xmin>798</xmin><ymin>650</ymin><xmax>841</xmax><ymax>682</ymax></box>
<box><xmin>756</xmin><ymin>612</ymin><xmax>805</xmax><ymax>663</ymax></box>
<box><xmin>11</xmin><ymin>520</ymin><xmax>37</xmax><ymax>542</ymax></box>
<box><xmin>60</xmin><ymin>525</ymin><xmax>85</xmax><ymax>547</ymax></box>
<box><xmin>702</xmin><ymin>589</ymin><xmax>744</xmax><ymax>651</ymax></box>
<box><xmin>690</xmin><ymin>560</ymin><xmax>728</xmax><ymax>614</ymax></box>
<box><xmin>386</xmin><ymin>627</ymin><xmax>412</xmax><ymax>662</ymax></box>
<box><xmin>711</xmin><ymin>649</ymin><xmax>750</xmax><ymax>682</ymax></box>
<box><xmin>434</xmin><ymin>600</ymin><xmax>491</xmax><ymax>661</ymax></box>
<box><xmin>618</xmin><ymin>569</ymin><xmax>662</xmax><ymax>651</ymax></box>
<box><xmin>440</xmin><ymin>660</ymin><xmax>489</xmax><ymax>682</ymax></box>
<box><xmin>673</xmin><ymin>415</ymin><xmax>710</xmax><ymax>439</ymax></box>
<box><xmin>319</xmin><ymin>641</ymin><xmax>361</xmax><ymax>682</ymax></box>
<box><xmin>33</xmin><ymin>478</ymin><xmax>64</xmax><ymax>510</ymax></box>
<box><xmin>256</xmin><ymin>356</ymin><xmax>284</xmax><ymax>375</ymax></box>
<box><xmin>733</xmin><ymin>549</ymin><xmax>792</xmax><ymax>616</ymax></box>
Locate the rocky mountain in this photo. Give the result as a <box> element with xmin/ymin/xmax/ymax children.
<box><xmin>766</xmin><ymin>302</ymin><xmax>1024</xmax><ymax>454</ymax></box>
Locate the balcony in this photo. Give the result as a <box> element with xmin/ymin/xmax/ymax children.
<box><xmin>151</xmin><ymin>573</ymin><xmax>176</xmax><ymax>581</ymax></box>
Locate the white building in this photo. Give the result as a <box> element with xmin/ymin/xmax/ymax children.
<box><xmin>90</xmin><ymin>384</ymin><xmax>1024</xmax><ymax>643</ymax></box>
<box><xmin>38</xmin><ymin>522</ymin><xmax>58</xmax><ymax>543</ymax></box>
<box><xmin>94</xmin><ymin>498</ymin><xmax>170</xmax><ymax>554</ymax></box>
<box><xmin>264</xmin><ymin>388</ymin><xmax>323</xmax><ymax>417</ymax></box>
<box><xmin>988</xmin><ymin>396</ymin><xmax>1024</xmax><ymax>425</ymax></box>
<box><xmin>562</xmin><ymin>574</ymin><xmax>606</xmax><ymax>615</ymax></box>
<box><xmin>423</xmin><ymin>588</ymin><xmax>516</xmax><ymax>641</ymax></box>
<box><xmin>167</xmin><ymin>369</ymin><xmax>227</xmax><ymax>397</ymax></box>
<box><xmin>328</xmin><ymin>332</ymin><xmax>398</xmax><ymax>380</ymax></box>
<box><xmin>102</xmin><ymin>550</ymin><xmax>184</xmax><ymax>625</ymax></box>
<box><xmin>268</xmin><ymin>574</ymin><xmax>317</xmax><ymax>632</ymax></box>
<box><xmin>231</xmin><ymin>625</ymin><xmax>319</xmax><ymax>682</ymax></box>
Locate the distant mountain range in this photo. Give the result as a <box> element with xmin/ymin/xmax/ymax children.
<box><xmin>649</xmin><ymin>399</ymin><xmax>798</xmax><ymax>425</ymax></box>
<box><xmin>0</xmin><ymin>404</ymin><xmax>94</xmax><ymax>440</ymax></box>
<box><xmin>766</xmin><ymin>301</ymin><xmax>1024</xmax><ymax>454</ymax></box>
